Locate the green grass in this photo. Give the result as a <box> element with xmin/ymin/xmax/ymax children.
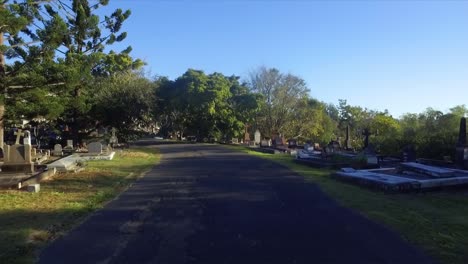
<box><xmin>0</xmin><ymin>147</ymin><xmax>160</xmax><ymax>264</ymax></box>
<box><xmin>227</xmin><ymin>145</ymin><xmax>468</xmax><ymax>264</ymax></box>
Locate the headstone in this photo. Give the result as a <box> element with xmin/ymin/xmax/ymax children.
<box><xmin>345</xmin><ymin>125</ymin><xmax>352</xmax><ymax>150</ymax></box>
<box><xmin>457</xmin><ymin>117</ymin><xmax>467</xmax><ymax>146</ymax></box>
<box><xmin>23</xmin><ymin>130</ymin><xmax>31</xmax><ymax>145</ymax></box>
<box><xmin>260</xmin><ymin>139</ymin><xmax>271</xmax><ymax>147</ymax></box>
<box><xmin>456</xmin><ymin>117</ymin><xmax>468</xmax><ymax>169</ymax></box>
<box><xmin>2</xmin><ymin>143</ymin><xmax>34</xmax><ymax>173</ymax></box>
<box><xmin>287</xmin><ymin>139</ymin><xmax>297</xmax><ymax>148</ymax></box>
<box><xmin>109</xmin><ymin>127</ymin><xmax>118</xmax><ymax>145</ymax></box>
<box><xmin>27</xmin><ymin>184</ymin><xmax>40</xmax><ymax>193</ymax></box>
<box><xmin>244</xmin><ymin>124</ymin><xmax>250</xmax><ymax>143</ymax></box>
<box><xmin>232</xmin><ymin>138</ymin><xmax>239</xmax><ymax>144</ymax></box>
<box><xmin>244</xmin><ymin>132</ymin><xmax>250</xmax><ymax>143</ymax></box>
<box><xmin>67</xmin><ymin>140</ymin><xmax>73</xmax><ymax>148</ymax></box>
<box><xmin>254</xmin><ymin>130</ymin><xmax>261</xmax><ymax>145</ymax></box>
<box><xmin>273</xmin><ymin>133</ymin><xmax>284</xmax><ymax>147</ymax></box>
<box><xmin>402</xmin><ymin>145</ymin><xmax>416</xmax><ymax>162</ymax></box>
<box><xmin>88</xmin><ymin>142</ymin><xmax>103</xmax><ymax>154</ymax></box>
<box><xmin>54</xmin><ymin>144</ymin><xmax>63</xmax><ymax>156</ymax></box>
<box><xmin>32</xmin><ymin>148</ymin><xmax>37</xmax><ymax>158</ymax></box>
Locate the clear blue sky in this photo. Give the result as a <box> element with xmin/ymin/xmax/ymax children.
<box><xmin>102</xmin><ymin>1</ymin><xmax>468</xmax><ymax>117</ymax></box>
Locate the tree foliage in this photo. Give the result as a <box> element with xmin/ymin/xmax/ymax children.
<box><xmin>155</xmin><ymin>69</ymin><xmax>262</xmax><ymax>140</ymax></box>
<box><xmin>1</xmin><ymin>0</ymin><xmax>146</xmax><ymax>142</ymax></box>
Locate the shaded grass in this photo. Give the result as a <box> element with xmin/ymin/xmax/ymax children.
<box><xmin>0</xmin><ymin>147</ymin><xmax>160</xmax><ymax>264</ymax></box>
<box><xmin>227</xmin><ymin>145</ymin><xmax>468</xmax><ymax>264</ymax></box>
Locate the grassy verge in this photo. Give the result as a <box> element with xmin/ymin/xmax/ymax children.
<box><xmin>0</xmin><ymin>147</ymin><xmax>160</xmax><ymax>264</ymax></box>
<box><xmin>227</xmin><ymin>145</ymin><xmax>468</xmax><ymax>264</ymax></box>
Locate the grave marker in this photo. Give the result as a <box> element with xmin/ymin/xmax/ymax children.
<box><xmin>88</xmin><ymin>142</ymin><xmax>103</xmax><ymax>154</ymax></box>
<box><xmin>254</xmin><ymin>129</ymin><xmax>261</xmax><ymax>145</ymax></box>
<box><xmin>53</xmin><ymin>144</ymin><xmax>63</xmax><ymax>156</ymax></box>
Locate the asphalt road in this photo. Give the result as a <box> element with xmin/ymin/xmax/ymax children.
<box><xmin>38</xmin><ymin>143</ymin><xmax>433</xmax><ymax>264</ymax></box>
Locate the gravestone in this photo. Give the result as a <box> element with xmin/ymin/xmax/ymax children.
<box><xmin>88</xmin><ymin>142</ymin><xmax>103</xmax><ymax>154</ymax></box>
<box><xmin>244</xmin><ymin>132</ymin><xmax>250</xmax><ymax>143</ymax></box>
<box><xmin>232</xmin><ymin>138</ymin><xmax>239</xmax><ymax>144</ymax></box>
<box><xmin>456</xmin><ymin>117</ymin><xmax>468</xmax><ymax>169</ymax></box>
<box><xmin>2</xmin><ymin>130</ymin><xmax>34</xmax><ymax>173</ymax></box>
<box><xmin>109</xmin><ymin>127</ymin><xmax>118</xmax><ymax>145</ymax></box>
<box><xmin>254</xmin><ymin>130</ymin><xmax>261</xmax><ymax>145</ymax></box>
<box><xmin>345</xmin><ymin>125</ymin><xmax>352</xmax><ymax>150</ymax></box>
<box><xmin>53</xmin><ymin>144</ymin><xmax>63</xmax><ymax>156</ymax></box>
<box><xmin>402</xmin><ymin>145</ymin><xmax>416</xmax><ymax>162</ymax></box>
<box><xmin>14</xmin><ymin>129</ymin><xmax>24</xmax><ymax>145</ymax></box>
<box><xmin>288</xmin><ymin>139</ymin><xmax>297</xmax><ymax>148</ymax></box>
<box><xmin>260</xmin><ymin>139</ymin><xmax>271</xmax><ymax>147</ymax></box>
<box><xmin>273</xmin><ymin>133</ymin><xmax>285</xmax><ymax>147</ymax></box>
<box><xmin>243</xmin><ymin>124</ymin><xmax>250</xmax><ymax>143</ymax></box>
<box><xmin>63</xmin><ymin>139</ymin><xmax>74</xmax><ymax>154</ymax></box>
<box><xmin>23</xmin><ymin>130</ymin><xmax>31</xmax><ymax>145</ymax></box>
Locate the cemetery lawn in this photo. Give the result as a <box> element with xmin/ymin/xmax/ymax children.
<box><xmin>0</xmin><ymin>147</ymin><xmax>160</xmax><ymax>264</ymax></box>
<box><xmin>228</xmin><ymin>146</ymin><xmax>468</xmax><ymax>264</ymax></box>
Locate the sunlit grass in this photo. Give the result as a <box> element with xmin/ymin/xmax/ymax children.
<box><xmin>226</xmin><ymin>145</ymin><xmax>468</xmax><ymax>264</ymax></box>
<box><xmin>0</xmin><ymin>147</ymin><xmax>160</xmax><ymax>264</ymax></box>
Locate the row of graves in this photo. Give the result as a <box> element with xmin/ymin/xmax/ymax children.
<box><xmin>0</xmin><ymin>127</ymin><xmax>120</xmax><ymax>192</ymax></box>
<box><xmin>333</xmin><ymin>118</ymin><xmax>468</xmax><ymax>192</ymax></box>
<box><xmin>241</xmin><ymin>119</ymin><xmax>468</xmax><ymax>192</ymax></box>
<box><xmin>295</xmin><ymin>126</ymin><xmax>380</xmax><ymax>169</ymax></box>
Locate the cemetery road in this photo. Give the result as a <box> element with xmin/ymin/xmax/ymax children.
<box><xmin>38</xmin><ymin>143</ymin><xmax>434</xmax><ymax>264</ymax></box>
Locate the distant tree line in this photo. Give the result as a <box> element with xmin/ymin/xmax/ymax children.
<box><xmin>1</xmin><ymin>1</ymin><xmax>466</xmax><ymax>160</ymax></box>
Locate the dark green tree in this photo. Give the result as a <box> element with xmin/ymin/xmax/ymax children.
<box><xmin>2</xmin><ymin>0</ymin><xmax>143</xmax><ymax>142</ymax></box>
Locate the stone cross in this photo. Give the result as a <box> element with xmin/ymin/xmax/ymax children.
<box><xmin>14</xmin><ymin>129</ymin><xmax>25</xmax><ymax>145</ymax></box>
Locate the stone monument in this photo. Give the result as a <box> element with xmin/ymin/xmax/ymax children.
<box><xmin>2</xmin><ymin>129</ymin><xmax>34</xmax><ymax>173</ymax></box>
<box><xmin>244</xmin><ymin>124</ymin><xmax>250</xmax><ymax>143</ymax></box>
<box><xmin>456</xmin><ymin>117</ymin><xmax>468</xmax><ymax>169</ymax></box>
<box><xmin>345</xmin><ymin>125</ymin><xmax>352</xmax><ymax>150</ymax></box>
<box><xmin>254</xmin><ymin>129</ymin><xmax>261</xmax><ymax>145</ymax></box>
<box><xmin>109</xmin><ymin>127</ymin><xmax>118</xmax><ymax>146</ymax></box>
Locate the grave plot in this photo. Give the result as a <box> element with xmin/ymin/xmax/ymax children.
<box><xmin>333</xmin><ymin>163</ymin><xmax>468</xmax><ymax>192</ymax></box>
<box><xmin>0</xmin><ymin>129</ymin><xmax>55</xmax><ymax>189</ymax></box>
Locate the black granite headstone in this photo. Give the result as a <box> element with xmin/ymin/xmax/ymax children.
<box><xmin>456</xmin><ymin>117</ymin><xmax>467</xmax><ymax>169</ymax></box>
